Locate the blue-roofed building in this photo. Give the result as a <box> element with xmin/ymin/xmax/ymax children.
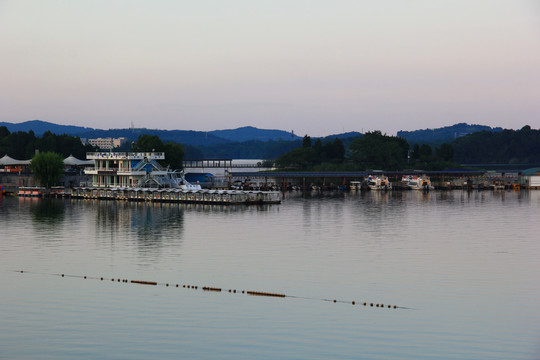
<box><xmin>521</xmin><ymin>168</ymin><xmax>540</xmax><ymax>189</ymax></box>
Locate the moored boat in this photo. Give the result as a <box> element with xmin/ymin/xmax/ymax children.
<box><xmin>402</xmin><ymin>175</ymin><xmax>432</xmax><ymax>190</ymax></box>
<box><xmin>365</xmin><ymin>175</ymin><xmax>391</xmax><ymax>190</ymax></box>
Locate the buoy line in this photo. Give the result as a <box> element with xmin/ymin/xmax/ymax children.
<box><xmin>15</xmin><ymin>270</ymin><xmax>408</xmax><ymax>310</ymax></box>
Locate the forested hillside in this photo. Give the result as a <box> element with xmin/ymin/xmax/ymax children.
<box><xmin>453</xmin><ymin>126</ymin><xmax>540</xmax><ymax>164</ymax></box>
<box><xmin>398</xmin><ymin>123</ymin><xmax>503</xmax><ymax>146</ymax></box>
<box><xmin>0</xmin><ymin>127</ymin><xmax>95</xmax><ymax>160</ymax></box>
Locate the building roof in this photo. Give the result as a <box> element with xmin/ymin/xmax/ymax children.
<box><xmin>63</xmin><ymin>155</ymin><xmax>93</xmax><ymax>166</ymax></box>
<box><xmin>522</xmin><ymin>167</ymin><xmax>540</xmax><ymax>176</ymax></box>
<box><xmin>0</xmin><ymin>155</ymin><xmax>31</xmax><ymax>165</ymax></box>
<box><xmin>1</xmin><ymin>154</ymin><xmax>93</xmax><ymax>166</ymax></box>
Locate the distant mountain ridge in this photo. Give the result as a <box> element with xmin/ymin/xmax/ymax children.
<box><xmin>1</xmin><ymin>120</ymin><xmax>505</xmax><ymax>149</ymax></box>
<box><xmin>209</xmin><ymin>126</ymin><xmax>301</xmax><ymax>142</ymax></box>
<box><xmin>397</xmin><ymin>123</ymin><xmax>503</xmax><ymax>145</ymax></box>
<box><xmin>0</xmin><ymin>120</ymin><xmax>95</xmax><ymax>136</ymax></box>
<box><xmin>0</xmin><ymin>120</ymin><xmax>350</xmax><ymax>145</ymax></box>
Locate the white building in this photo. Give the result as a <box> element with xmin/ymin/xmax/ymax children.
<box><xmin>182</xmin><ymin>159</ymin><xmax>273</xmax><ymax>177</ymax></box>
<box><xmin>84</xmin><ymin>151</ymin><xmax>176</xmax><ymax>188</ymax></box>
<box><xmin>88</xmin><ymin>137</ymin><xmax>128</xmax><ymax>150</ymax></box>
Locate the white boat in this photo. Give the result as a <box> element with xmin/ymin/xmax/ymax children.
<box><xmin>365</xmin><ymin>175</ymin><xmax>391</xmax><ymax>190</ymax></box>
<box><xmin>402</xmin><ymin>175</ymin><xmax>431</xmax><ymax>190</ymax></box>
<box><xmin>170</xmin><ymin>170</ymin><xmax>202</xmax><ymax>190</ymax></box>
<box><xmin>349</xmin><ymin>181</ymin><xmax>362</xmax><ymax>191</ymax></box>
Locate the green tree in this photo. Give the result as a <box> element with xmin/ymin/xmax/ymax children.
<box><xmin>436</xmin><ymin>143</ymin><xmax>454</xmax><ymax>161</ymax></box>
<box><xmin>0</xmin><ymin>126</ymin><xmax>10</xmax><ymax>139</ymax></box>
<box><xmin>132</xmin><ymin>134</ymin><xmax>165</xmax><ymax>152</ymax></box>
<box><xmin>349</xmin><ymin>131</ymin><xmax>409</xmax><ymax>170</ymax></box>
<box><xmin>323</xmin><ymin>138</ymin><xmax>345</xmax><ymax>163</ymax></box>
<box><xmin>302</xmin><ymin>135</ymin><xmax>312</xmax><ymax>148</ymax></box>
<box><xmin>411</xmin><ymin>143</ymin><xmax>420</xmax><ymax>160</ymax></box>
<box><xmin>30</xmin><ymin>152</ymin><xmax>64</xmax><ymax>188</ymax></box>
<box><xmin>275</xmin><ymin>147</ymin><xmax>317</xmax><ymax>169</ymax></box>
<box><xmin>133</xmin><ymin>134</ymin><xmax>185</xmax><ymax>169</ymax></box>
<box><xmin>419</xmin><ymin>144</ymin><xmax>432</xmax><ymax>158</ymax></box>
<box><xmin>313</xmin><ymin>138</ymin><xmax>323</xmax><ymax>157</ymax></box>
<box><xmin>163</xmin><ymin>141</ymin><xmax>185</xmax><ymax>170</ymax></box>
<box><xmin>0</xmin><ymin>126</ymin><xmax>10</xmax><ymax>156</ymax></box>
<box><xmin>4</xmin><ymin>131</ymin><xmax>36</xmax><ymax>159</ymax></box>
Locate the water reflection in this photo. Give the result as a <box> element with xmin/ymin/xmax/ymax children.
<box><xmin>3</xmin><ymin>191</ymin><xmax>540</xmax><ymax>359</ymax></box>
<box><xmin>92</xmin><ymin>201</ymin><xmax>185</xmax><ymax>248</ymax></box>
<box><xmin>29</xmin><ymin>198</ymin><xmax>65</xmax><ymax>225</ymax></box>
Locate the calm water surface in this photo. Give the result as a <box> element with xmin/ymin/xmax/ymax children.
<box><xmin>1</xmin><ymin>190</ymin><xmax>540</xmax><ymax>359</ymax></box>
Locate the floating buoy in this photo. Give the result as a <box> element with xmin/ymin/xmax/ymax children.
<box><xmin>130</xmin><ymin>280</ymin><xmax>157</xmax><ymax>286</ymax></box>
<box><xmin>17</xmin><ymin>271</ymin><xmax>405</xmax><ymax>310</ymax></box>
<box><xmin>202</xmin><ymin>287</ymin><xmax>221</xmax><ymax>292</ymax></box>
<box><xmin>246</xmin><ymin>291</ymin><xmax>286</xmax><ymax>298</ymax></box>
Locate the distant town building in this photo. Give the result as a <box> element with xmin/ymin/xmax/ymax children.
<box><xmin>87</xmin><ymin>137</ymin><xmax>128</xmax><ymax>150</ymax></box>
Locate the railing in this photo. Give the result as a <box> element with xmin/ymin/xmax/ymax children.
<box><xmin>86</xmin><ymin>152</ymin><xmax>165</xmax><ymax>160</ymax></box>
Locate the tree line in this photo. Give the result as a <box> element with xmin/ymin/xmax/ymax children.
<box><xmin>3</xmin><ymin>125</ymin><xmax>540</xmax><ymax>180</ymax></box>
<box><xmin>274</xmin><ymin>125</ymin><xmax>540</xmax><ymax>171</ymax></box>
<box><xmin>0</xmin><ymin>127</ymin><xmax>96</xmax><ymax>160</ymax></box>
<box><xmin>452</xmin><ymin>125</ymin><xmax>540</xmax><ymax>164</ymax></box>
<box><xmin>275</xmin><ymin>131</ymin><xmax>457</xmax><ymax>171</ymax></box>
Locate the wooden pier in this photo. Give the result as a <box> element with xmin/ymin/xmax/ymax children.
<box><xmin>70</xmin><ymin>187</ymin><xmax>282</xmax><ymax>205</ymax></box>
<box><xmin>229</xmin><ymin>170</ymin><xmax>528</xmax><ymax>191</ymax></box>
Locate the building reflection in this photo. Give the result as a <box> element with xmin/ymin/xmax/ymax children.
<box><xmin>92</xmin><ymin>200</ymin><xmax>185</xmax><ymax>254</ymax></box>
<box><xmin>29</xmin><ymin>198</ymin><xmax>65</xmax><ymax>225</ymax></box>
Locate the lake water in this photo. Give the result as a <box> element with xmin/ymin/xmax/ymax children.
<box><xmin>1</xmin><ymin>190</ymin><xmax>540</xmax><ymax>359</ymax></box>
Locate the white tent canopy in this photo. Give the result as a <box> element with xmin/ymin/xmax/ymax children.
<box><xmin>0</xmin><ymin>154</ymin><xmax>92</xmax><ymax>166</ymax></box>
<box><xmin>0</xmin><ymin>155</ymin><xmax>31</xmax><ymax>165</ymax></box>
<box><xmin>63</xmin><ymin>155</ymin><xmax>93</xmax><ymax>166</ymax></box>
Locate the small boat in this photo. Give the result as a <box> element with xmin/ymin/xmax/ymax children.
<box><xmin>365</xmin><ymin>175</ymin><xmax>391</xmax><ymax>190</ymax></box>
<box><xmin>17</xmin><ymin>186</ymin><xmax>45</xmax><ymax>197</ymax></box>
<box><xmin>349</xmin><ymin>181</ymin><xmax>362</xmax><ymax>191</ymax></box>
<box><xmin>402</xmin><ymin>175</ymin><xmax>431</xmax><ymax>190</ymax></box>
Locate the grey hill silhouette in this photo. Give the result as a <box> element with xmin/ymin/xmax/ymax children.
<box><xmin>0</xmin><ymin>120</ymin><xmax>502</xmax><ymax>147</ymax></box>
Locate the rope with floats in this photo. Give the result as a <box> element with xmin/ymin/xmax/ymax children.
<box><xmin>15</xmin><ymin>270</ymin><xmax>409</xmax><ymax>310</ymax></box>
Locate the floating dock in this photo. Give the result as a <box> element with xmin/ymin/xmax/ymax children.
<box><xmin>70</xmin><ymin>187</ymin><xmax>282</xmax><ymax>205</ymax></box>
<box><xmin>17</xmin><ymin>186</ymin><xmax>45</xmax><ymax>198</ymax></box>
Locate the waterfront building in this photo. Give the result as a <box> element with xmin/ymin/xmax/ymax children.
<box><xmin>521</xmin><ymin>168</ymin><xmax>540</xmax><ymax>189</ymax></box>
<box><xmin>0</xmin><ymin>155</ymin><xmax>30</xmax><ymax>173</ymax></box>
<box><xmin>88</xmin><ymin>137</ymin><xmax>128</xmax><ymax>150</ymax></box>
<box><xmin>84</xmin><ymin>151</ymin><xmax>178</xmax><ymax>188</ymax></box>
<box><xmin>182</xmin><ymin>158</ymin><xmax>274</xmax><ymax>187</ymax></box>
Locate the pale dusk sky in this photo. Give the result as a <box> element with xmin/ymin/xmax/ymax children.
<box><xmin>1</xmin><ymin>1</ymin><xmax>539</xmax><ymax>136</ymax></box>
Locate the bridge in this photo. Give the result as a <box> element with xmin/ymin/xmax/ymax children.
<box><xmin>183</xmin><ymin>159</ymin><xmax>262</xmax><ymax>169</ymax></box>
